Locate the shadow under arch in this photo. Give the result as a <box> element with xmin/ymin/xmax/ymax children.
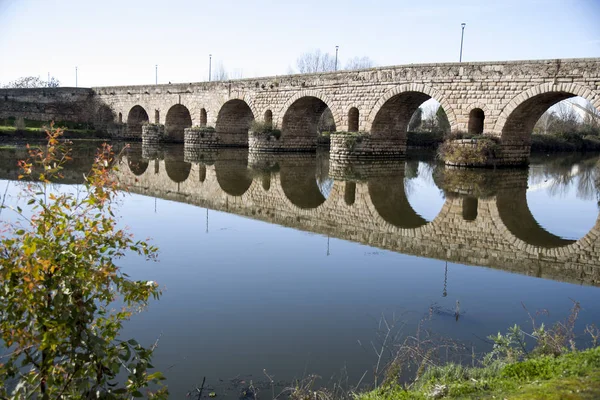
<box><xmin>126</xmin><ymin>146</ymin><xmax>149</xmax><ymax>176</ymax></box>
<box><xmin>127</xmin><ymin>105</ymin><xmax>149</xmax><ymax>139</ymax></box>
<box><xmin>279</xmin><ymin>156</ymin><xmax>328</xmax><ymax>209</ymax></box>
<box><xmin>496</xmin><ymin>189</ymin><xmax>576</xmax><ymax>248</ymax></box>
<box><xmin>281</xmin><ymin>96</ymin><xmax>335</xmax><ymax>140</ymax></box>
<box><xmin>164</xmin><ymin>146</ymin><xmax>191</xmax><ymax>183</ymax></box>
<box><xmin>368</xmin><ymin>176</ymin><xmax>430</xmax><ymax>229</ymax></box>
<box><xmin>165</xmin><ymin>104</ymin><xmax>192</xmax><ymax>143</ymax></box>
<box><xmin>215</xmin><ymin>99</ymin><xmax>255</xmax><ymax>146</ymax></box>
<box><xmin>215</xmin><ymin>149</ymin><xmax>252</xmax><ymax>196</ymax></box>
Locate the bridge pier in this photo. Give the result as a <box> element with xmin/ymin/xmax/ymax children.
<box><xmin>329</xmin><ymin>133</ymin><xmax>405</xmax><ymax>162</ymax></box>
<box><xmin>249</xmin><ymin>134</ymin><xmax>317</xmax><ymax>152</ymax></box>
<box><xmin>440</xmin><ymin>138</ymin><xmax>530</xmax><ymax>168</ymax></box>
<box><xmin>141</xmin><ymin>123</ymin><xmax>165</xmax><ymax>145</ymax></box>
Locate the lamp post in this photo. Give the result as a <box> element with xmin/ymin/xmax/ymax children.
<box><xmin>209</xmin><ymin>54</ymin><xmax>212</xmax><ymax>82</ymax></box>
<box><xmin>75</xmin><ymin>66</ymin><xmax>78</xmax><ymax>87</ymax></box>
<box><xmin>335</xmin><ymin>45</ymin><xmax>339</xmax><ymax>71</ymax></box>
<box><xmin>155</xmin><ymin>64</ymin><xmax>158</xmax><ymax>85</ymax></box>
<box><xmin>459</xmin><ymin>23</ymin><xmax>466</xmax><ymax>62</ymax></box>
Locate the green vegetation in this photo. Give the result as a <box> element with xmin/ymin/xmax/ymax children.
<box><xmin>438</xmin><ymin>136</ymin><xmax>499</xmax><ymax>166</ymax></box>
<box><xmin>0</xmin><ymin>125</ymin><xmax>167</xmax><ymax>398</ymax></box>
<box><xmin>358</xmin><ymin>348</ymin><xmax>600</xmax><ymax>399</ymax></box>
<box><xmin>355</xmin><ymin>302</ymin><xmax>600</xmax><ymax>400</ymax></box>
<box><xmin>250</xmin><ymin>120</ymin><xmax>281</xmax><ymax>140</ymax></box>
<box><xmin>531</xmin><ymin>132</ymin><xmax>600</xmax><ymax>152</ymax></box>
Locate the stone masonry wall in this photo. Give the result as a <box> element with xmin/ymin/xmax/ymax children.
<box><xmin>93</xmin><ymin>58</ymin><xmax>600</xmax><ymax>138</ymax></box>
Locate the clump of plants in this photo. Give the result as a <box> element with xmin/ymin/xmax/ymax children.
<box><xmin>190</xmin><ymin>125</ymin><xmax>215</xmax><ymax>133</ymax></box>
<box><xmin>0</xmin><ymin>124</ymin><xmax>168</xmax><ymax>398</ymax></box>
<box><xmin>438</xmin><ymin>135</ymin><xmax>500</xmax><ymax>166</ymax></box>
<box><xmin>250</xmin><ymin>120</ymin><xmax>281</xmax><ymax>140</ymax></box>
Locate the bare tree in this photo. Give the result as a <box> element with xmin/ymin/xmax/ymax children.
<box><xmin>344</xmin><ymin>56</ymin><xmax>375</xmax><ymax>70</ymax></box>
<box><xmin>212</xmin><ymin>62</ymin><xmax>228</xmax><ymax>81</ymax></box>
<box><xmin>3</xmin><ymin>76</ymin><xmax>60</xmax><ymax>88</ymax></box>
<box><xmin>230</xmin><ymin>68</ymin><xmax>244</xmax><ymax>80</ymax></box>
<box><xmin>296</xmin><ymin>49</ymin><xmax>336</xmax><ymax>73</ymax></box>
<box><xmin>534</xmin><ymin>111</ymin><xmax>556</xmax><ymax>135</ymax></box>
<box><xmin>408</xmin><ymin>108</ymin><xmax>422</xmax><ymax>131</ymax></box>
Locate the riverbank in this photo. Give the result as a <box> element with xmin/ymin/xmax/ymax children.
<box><xmin>357</xmin><ymin>346</ymin><xmax>600</xmax><ymax>400</ymax></box>
<box><xmin>407</xmin><ymin>131</ymin><xmax>600</xmax><ymax>153</ymax></box>
<box><xmin>0</xmin><ymin>126</ymin><xmax>110</xmax><ymax>141</ymax></box>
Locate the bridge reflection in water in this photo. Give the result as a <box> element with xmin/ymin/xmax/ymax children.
<box><xmin>116</xmin><ymin>144</ymin><xmax>600</xmax><ymax>288</ymax></box>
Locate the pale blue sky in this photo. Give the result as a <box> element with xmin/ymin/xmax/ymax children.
<box><xmin>1</xmin><ymin>0</ymin><xmax>599</xmax><ymax>87</ymax></box>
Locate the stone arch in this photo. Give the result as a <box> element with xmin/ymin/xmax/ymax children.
<box><xmin>215</xmin><ymin>99</ymin><xmax>255</xmax><ymax>146</ymax></box>
<box><xmin>165</xmin><ymin>160</ymin><xmax>192</xmax><ymax>183</ymax></box>
<box><xmin>200</xmin><ymin>108</ymin><xmax>207</xmax><ymax>127</ymax></box>
<box><xmin>118</xmin><ymin>112</ymin><xmax>122</xmax><ymax>124</ymax></box>
<box><xmin>279</xmin><ymin>158</ymin><xmax>328</xmax><ymax>209</ymax></box>
<box><xmin>278</xmin><ymin>90</ymin><xmax>342</xmax><ymax>133</ymax></box>
<box><xmin>165</xmin><ymin>104</ymin><xmax>192</xmax><ymax>142</ymax></box>
<box><xmin>463</xmin><ymin>102</ymin><xmax>493</xmax><ymax>133</ymax></box>
<box><xmin>344</xmin><ymin>181</ymin><xmax>356</xmax><ymax>205</ymax></box>
<box><xmin>348</xmin><ymin>107</ymin><xmax>359</xmax><ymax>132</ymax></box>
<box><xmin>496</xmin><ymin>189</ymin><xmax>576</xmax><ymax>248</ymax></box>
<box><xmin>215</xmin><ymin>153</ymin><xmax>252</xmax><ymax>196</ymax></box>
<box><xmin>368</xmin><ymin>176</ymin><xmax>430</xmax><ymax>229</ymax></box>
<box><xmin>366</xmin><ymin>83</ymin><xmax>458</xmax><ymax>136</ymax></box>
<box><xmin>468</xmin><ymin>108</ymin><xmax>485</xmax><ymax>134</ymax></box>
<box><xmin>264</xmin><ymin>109</ymin><xmax>273</xmax><ymax>125</ymax></box>
<box><xmin>127</xmin><ymin>105</ymin><xmax>149</xmax><ymax>139</ymax></box>
<box><xmin>493</xmin><ymin>82</ymin><xmax>600</xmax><ymax>144</ymax></box>
<box><xmin>462</xmin><ymin>196</ymin><xmax>478</xmax><ymax>221</ymax></box>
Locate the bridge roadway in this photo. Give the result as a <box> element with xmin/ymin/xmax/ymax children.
<box><xmin>112</xmin><ymin>146</ymin><xmax>600</xmax><ymax>287</ymax></box>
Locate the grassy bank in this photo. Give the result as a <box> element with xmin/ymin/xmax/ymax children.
<box><xmin>358</xmin><ymin>346</ymin><xmax>600</xmax><ymax>399</ymax></box>
<box><xmin>0</xmin><ymin>125</ymin><xmax>107</xmax><ymax>140</ymax></box>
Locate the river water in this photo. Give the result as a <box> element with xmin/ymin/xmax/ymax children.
<box><xmin>1</xmin><ymin>144</ymin><xmax>599</xmax><ymax>398</ymax></box>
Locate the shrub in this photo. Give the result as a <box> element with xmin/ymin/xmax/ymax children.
<box><xmin>438</xmin><ymin>137</ymin><xmax>499</xmax><ymax>166</ymax></box>
<box><xmin>250</xmin><ymin>120</ymin><xmax>281</xmax><ymax>139</ymax></box>
<box><xmin>0</xmin><ymin>124</ymin><xmax>168</xmax><ymax>398</ymax></box>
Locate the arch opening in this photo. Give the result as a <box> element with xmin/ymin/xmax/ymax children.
<box><xmin>164</xmin><ymin>147</ymin><xmax>192</xmax><ymax>183</ymax></box>
<box><xmin>371</xmin><ymin>91</ymin><xmax>434</xmax><ymax>140</ymax></box>
<box><xmin>501</xmin><ymin>93</ymin><xmax>600</xmax><ymax>146</ymax></box>
<box><xmin>344</xmin><ymin>182</ymin><xmax>356</xmax><ymax>205</ymax></box>
<box><xmin>462</xmin><ymin>196</ymin><xmax>478</xmax><ymax>221</ymax></box>
<box><xmin>280</xmin><ymin>157</ymin><xmax>328</xmax><ymax>209</ymax></box>
<box><xmin>198</xmin><ymin>164</ymin><xmax>207</xmax><ymax>182</ymax></box>
<box><xmin>118</xmin><ymin>112</ymin><xmax>122</xmax><ymax>124</ymax></box>
<box><xmin>282</xmin><ymin>96</ymin><xmax>336</xmax><ymax>139</ymax></box>
<box><xmin>215</xmin><ymin>99</ymin><xmax>254</xmax><ymax>146</ymax></box>
<box><xmin>348</xmin><ymin>107</ymin><xmax>359</xmax><ymax>132</ymax></box>
<box><xmin>155</xmin><ymin>109</ymin><xmax>160</xmax><ymax>124</ymax></box>
<box><xmin>200</xmin><ymin>108</ymin><xmax>207</xmax><ymax>127</ymax></box>
<box><xmin>127</xmin><ymin>105</ymin><xmax>149</xmax><ymax>139</ymax></box>
<box><xmin>468</xmin><ymin>108</ymin><xmax>485</xmax><ymax>135</ymax></box>
<box><xmin>264</xmin><ymin>109</ymin><xmax>273</xmax><ymax>125</ymax></box>
<box><xmin>215</xmin><ymin>151</ymin><xmax>252</xmax><ymax>196</ymax></box>
<box><xmin>165</xmin><ymin>104</ymin><xmax>192</xmax><ymax>142</ymax></box>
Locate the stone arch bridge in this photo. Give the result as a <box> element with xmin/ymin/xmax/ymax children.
<box><xmin>93</xmin><ymin>58</ymin><xmax>600</xmax><ymax>165</ymax></box>
<box><xmin>114</xmin><ymin>146</ymin><xmax>600</xmax><ymax>287</ymax></box>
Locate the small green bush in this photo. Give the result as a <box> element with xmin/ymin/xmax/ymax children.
<box><xmin>250</xmin><ymin>120</ymin><xmax>281</xmax><ymax>140</ymax></box>
<box><xmin>439</xmin><ymin>137</ymin><xmax>499</xmax><ymax>166</ymax></box>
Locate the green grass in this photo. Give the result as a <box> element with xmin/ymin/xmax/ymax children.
<box><xmin>357</xmin><ymin>347</ymin><xmax>600</xmax><ymax>400</ymax></box>
<box><xmin>0</xmin><ymin>125</ymin><xmax>96</xmax><ymax>135</ymax></box>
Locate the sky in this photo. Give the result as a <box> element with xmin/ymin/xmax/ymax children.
<box><xmin>0</xmin><ymin>0</ymin><xmax>599</xmax><ymax>88</ymax></box>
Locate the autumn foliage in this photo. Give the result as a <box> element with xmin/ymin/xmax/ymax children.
<box><xmin>0</xmin><ymin>124</ymin><xmax>167</xmax><ymax>398</ymax></box>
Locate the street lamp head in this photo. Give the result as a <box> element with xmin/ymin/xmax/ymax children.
<box><xmin>336</xmin><ymin>45</ymin><xmax>339</xmax><ymax>50</ymax></box>
<box><xmin>461</xmin><ymin>22</ymin><xmax>466</xmax><ymax>28</ymax></box>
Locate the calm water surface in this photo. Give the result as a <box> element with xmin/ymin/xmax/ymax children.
<box><xmin>1</xmin><ymin>144</ymin><xmax>600</xmax><ymax>398</ymax></box>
